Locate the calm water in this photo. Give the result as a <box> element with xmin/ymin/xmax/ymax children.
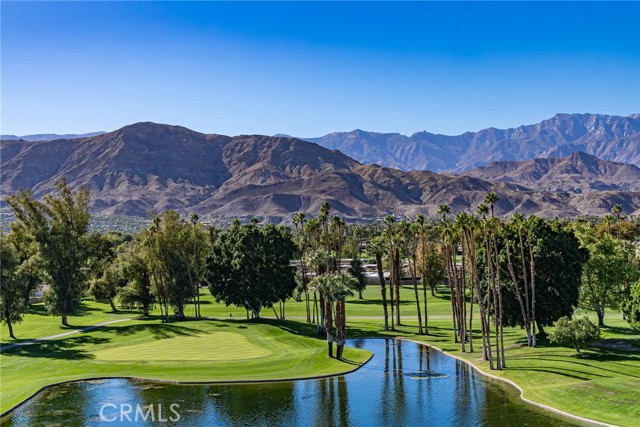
<box><xmin>2</xmin><ymin>339</ymin><xmax>586</xmax><ymax>427</ymax></box>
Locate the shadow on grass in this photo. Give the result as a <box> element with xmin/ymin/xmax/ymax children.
<box><xmin>505</xmin><ymin>367</ymin><xmax>602</xmax><ymax>381</ymax></box>
<box><xmin>1</xmin><ymin>335</ymin><xmax>109</xmax><ymax>360</ymax></box>
<box><xmin>97</xmin><ymin>320</ymin><xmax>211</xmax><ymax>340</ymax></box>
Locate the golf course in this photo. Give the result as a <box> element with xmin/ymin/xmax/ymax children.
<box><xmin>1</xmin><ymin>286</ymin><xmax>638</xmax><ymax>426</ymax></box>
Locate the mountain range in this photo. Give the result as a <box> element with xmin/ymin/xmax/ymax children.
<box><xmin>2</xmin><ymin>115</ymin><xmax>640</xmax><ymax>221</ymax></box>
<box><xmin>0</xmin><ymin>131</ymin><xmax>106</xmax><ymax>142</ymax></box>
<box><xmin>305</xmin><ymin>113</ymin><xmax>640</xmax><ymax>172</ymax></box>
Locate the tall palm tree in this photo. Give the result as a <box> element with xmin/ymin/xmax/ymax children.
<box><xmin>310</xmin><ymin>274</ymin><xmax>335</xmax><ymax>356</ymax></box>
<box><xmin>407</xmin><ymin>220</ymin><xmax>424</xmax><ymax>334</ymax></box>
<box><xmin>415</xmin><ymin>213</ymin><xmax>429</xmax><ymax>334</ymax></box>
<box><xmin>330</xmin><ymin>215</ymin><xmax>346</xmax><ymax>273</ymax></box>
<box><xmin>438</xmin><ymin>204</ymin><xmax>450</xmax><ymax>223</ymax></box>
<box><xmin>307</xmin><ymin>249</ymin><xmax>330</xmax><ymax>329</ymax></box>
<box><xmin>383</xmin><ymin>215</ymin><xmax>400</xmax><ymax>326</ymax></box>
<box><xmin>318</xmin><ymin>202</ymin><xmax>332</xmax><ymax>272</ymax></box>
<box><xmin>292</xmin><ymin>212</ymin><xmax>311</xmax><ymax>322</ymax></box>
<box><xmin>476</xmin><ymin>204</ymin><xmax>494</xmax><ymax>367</ymax></box>
<box><xmin>485</xmin><ymin>192</ymin><xmax>498</xmax><ymax>219</ymax></box>
<box><xmin>189</xmin><ymin>213</ymin><xmax>201</xmax><ymax>319</ymax></box>
<box><xmin>333</xmin><ymin>273</ymin><xmax>356</xmax><ymax>359</ymax></box>
<box><xmin>506</xmin><ymin>213</ymin><xmax>533</xmax><ymax>347</ymax></box>
<box><xmin>611</xmin><ymin>204</ymin><xmax>623</xmax><ymax>239</ymax></box>
<box><xmin>603</xmin><ymin>214</ymin><xmax>614</xmax><ymax>236</ymax></box>
<box><xmin>368</xmin><ymin>237</ymin><xmax>390</xmax><ymax>331</ymax></box>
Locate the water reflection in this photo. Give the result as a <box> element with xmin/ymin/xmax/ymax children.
<box><xmin>2</xmin><ymin>339</ymin><xmax>586</xmax><ymax>427</ymax></box>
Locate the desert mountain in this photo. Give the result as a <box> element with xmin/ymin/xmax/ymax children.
<box><xmin>2</xmin><ymin>122</ymin><xmax>639</xmax><ymax>221</ymax></box>
<box><xmin>462</xmin><ymin>152</ymin><xmax>640</xmax><ymax>193</ymax></box>
<box><xmin>306</xmin><ymin>113</ymin><xmax>640</xmax><ymax>172</ymax></box>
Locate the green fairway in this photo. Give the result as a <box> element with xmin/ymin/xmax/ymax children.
<box><xmin>93</xmin><ymin>331</ymin><xmax>273</xmax><ymax>361</ymax></box>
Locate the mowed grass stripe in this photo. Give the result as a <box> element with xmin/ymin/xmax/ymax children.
<box><xmin>93</xmin><ymin>332</ymin><xmax>272</xmax><ymax>362</ymax></box>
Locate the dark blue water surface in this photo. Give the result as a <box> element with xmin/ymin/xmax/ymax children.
<box><xmin>2</xmin><ymin>339</ymin><xmax>585</xmax><ymax>426</ymax></box>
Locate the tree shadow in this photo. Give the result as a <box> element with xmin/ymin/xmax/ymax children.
<box><xmin>1</xmin><ymin>335</ymin><xmax>109</xmax><ymax>360</ymax></box>
<box><xmin>505</xmin><ymin>367</ymin><xmax>599</xmax><ymax>381</ymax></box>
<box><xmin>26</xmin><ymin>305</ymin><xmax>50</xmax><ymax>317</ymax></box>
<box><xmin>96</xmin><ymin>320</ymin><xmax>212</xmax><ymax>340</ymax></box>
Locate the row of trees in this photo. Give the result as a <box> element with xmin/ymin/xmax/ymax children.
<box><xmin>2</xmin><ymin>180</ymin><xmax>639</xmax><ymax>363</ymax></box>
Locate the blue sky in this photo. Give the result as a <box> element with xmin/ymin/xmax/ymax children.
<box><xmin>2</xmin><ymin>1</ymin><xmax>639</xmax><ymax>136</ymax></box>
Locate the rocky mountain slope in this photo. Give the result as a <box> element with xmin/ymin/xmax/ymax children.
<box><xmin>307</xmin><ymin>113</ymin><xmax>640</xmax><ymax>172</ymax></box>
<box><xmin>462</xmin><ymin>151</ymin><xmax>640</xmax><ymax>193</ymax></box>
<box><xmin>2</xmin><ymin>122</ymin><xmax>639</xmax><ymax>221</ymax></box>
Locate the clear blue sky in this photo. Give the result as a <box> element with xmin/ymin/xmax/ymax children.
<box><xmin>2</xmin><ymin>1</ymin><xmax>639</xmax><ymax>137</ymax></box>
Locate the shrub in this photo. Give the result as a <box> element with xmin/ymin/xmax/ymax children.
<box><xmin>549</xmin><ymin>316</ymin><xmax>601</xmax><ymax>352</ymax></box>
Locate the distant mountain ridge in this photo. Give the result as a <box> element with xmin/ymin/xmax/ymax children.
<box><xmin>3</xmin><ymin>121</ymin><xmax>640</xmax><ymax>221</ymax></box>
<box><xmin>306</xmin><ymin>113</ymin><xmax>640</xmax><ymax>172</ymax></box>
<box><xmin>0</xmin><ymin>132</ymin><xmax>107</xmax><ymax>142</ymax></box>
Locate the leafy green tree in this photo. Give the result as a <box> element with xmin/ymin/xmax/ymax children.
<box><xmin>550</xmin><ymin>316</ymin><xmax>601</xmax><ymax>352</ymax></box>
<box><xmin>145</xmin><ymin>211</ymin><xmax>207</xmax><ymax>320</ymax></box>
<box><xmin>118</xmin><ymin>240</ymin><xmax>154</xmax><ymax>316</ymax></box>
<box><xmin>0</xmin><ymin>234</ymin><xmax>30</xmax><ymax>339</ymax></box>
<box><xmin>625</xmin><ymin>279</ymin><xmax>640</xmax><ymax>330</ymax></box>
<box><xmin>580</xmin><ymin>235</ymin><xmax>628</xmax><ymax>326</ymax></box>
<box><xmin>206</xmin><ymin>222</ymin><xmax>297</xmax><ymax>318</ymax></box>
<box><xmin>7</xmin><ymin>179</ymin><xmax>91</xmax><ymax>326</ymax></box>
<box><xmin>89</xmin><ymin>260</ymin><xmax>127</xmax><ymax>312</ymax></box>
<box><xmin>4</xmin><ymin>223</ymin><xmax>46</xmax><ymax>307</ymax></box>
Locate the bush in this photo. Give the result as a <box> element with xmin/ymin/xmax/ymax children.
<box><xmin>549</xmin><ymin>316</ymin><xmax>600</xmax><ymax>352</ymax></box>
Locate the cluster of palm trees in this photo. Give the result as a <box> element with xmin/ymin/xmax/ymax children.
<box><xmin>434</xmin><ymin>193</ymin><xmax>546</xmax><ymax>370</ymax></box>
<box><xmin>290</xmin><ymin>196</ymin><xmax>632</xmax><ymax>368</ymax></box>
<box><xmin>292</xmin><ymin>203</ymin><xmax>358</xmax><ymax>358</ymax></box>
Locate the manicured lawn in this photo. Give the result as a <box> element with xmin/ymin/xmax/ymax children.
<box><xmin>1</xmin><ymin>285</ymin><xmax>638</xmax><ymax>426</ymax></box>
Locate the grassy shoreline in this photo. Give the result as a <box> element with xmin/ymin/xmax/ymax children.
<box><xmin>1</xmin><ymin>288</ymin><xmax>638</xmax><ymax>425</ymax></box>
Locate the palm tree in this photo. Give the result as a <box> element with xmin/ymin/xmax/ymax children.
<box><xmin>506</xmin><ymin>213</ymin><xmax>533</xmax><ymax>347</ymax></box>
<box><xmin>611</xmin><ymin>204</ymin><xmax>623</xmax><ymax>239</ymax></box>
<box><xmin>408</xmin><ymin>220</ymin><xmax>424</xmax><ymax>334</ymax></box>
<box><xmin>307</xmin><ymin>249</ymin><xmax>330</xmax><ymax>329</ymax></box>
<box><xmin>318</xmin><ymin>202</ymin><xmax>332</xmax><ymax>272</ymax></box>
<box><xmin>310</xmin><ymin>274</ymin><xmax>335</xmax><ymax>356</ymax></box>
<box><xmin>333</xmin><ymin>273</ymin><xmax>356</xmax><ymax>359</ymax></box>
<box><xmin>330</xmin><ymin>215</ymin><xmax>345</xmax><ymax>272</ymax></box>
<box><xmin>485</xmin><ymin>192</ymin><xmax>498</xmax><ymax>219</ymax></box>
<box><xmin>383</xmin><ymin>215</ymin><xmax>400</xmax><ymax>326</ymax></box>
<box><xmin>292</xmin><ymin>212</ymin><xmax>311</xmax><ymax>322</ymax></box>
<box><xmin>367</xmin><ymin>237</ymin><xmax>390</xmax><ymax>331</ymax></box>
<box><xmin>415</xmin><ymin>213</ymin><xmax>429</xmax><ymax>334</ymax></box>
<box><xmin>476</xmin><ymin>205</ymin><xmax>494</xmax><ymax>367</ymax></box>
<box><xmin>189</xmin><ymin>214</ymin><xmax>202</xmax><ymax>318</ymax></box>
<box><xmin>603</xmin><ymin>214</ymin><xmax>614</xmax><ymax>236</ymax></box>
<box><xmin>438</xmin><ymin>204</ymin><xmax>450</xmax><ymax>223</ymax></box>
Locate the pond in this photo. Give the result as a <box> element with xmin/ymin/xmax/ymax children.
<box><xmin>2</xmin><ymin>339</ymin><xmax>587</xmax><ymax>426</ymax></box>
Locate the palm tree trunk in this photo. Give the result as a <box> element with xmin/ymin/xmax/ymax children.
<box><xmin>410</xmin><ymin>254</ymin><xmax>423</xmax><ymax>334</ymax></box>
<box><xmin>325</xmin><ymin>297</ymin><xmax>334</xmax><ymax>357</ymax></box>
<box><xmin>394</xmin><ymin>248</ymin><xmax>401</xmax><ymax>326</ymax></box>
<box><xmin>376</xmin><ymin>253</ymin><xmax>390</xmax><ymax>331</ymax></box>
